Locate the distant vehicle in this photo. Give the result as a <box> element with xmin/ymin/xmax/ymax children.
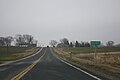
<box><xmin>47</xmin><ymin>46</ymin><xmax>49</xmax><ymax>48</ymax></box>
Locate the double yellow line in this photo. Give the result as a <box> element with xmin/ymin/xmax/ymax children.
<box><xmin>11</xmin><ymin>49</ymin><xmax>46</xmax><ymax>80</ymax></box>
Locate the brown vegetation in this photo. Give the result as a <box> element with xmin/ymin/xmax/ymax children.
<box><xmin>75</xmin><ymin>53</ymin><xmax>120</xmax><ymax>68</ymax></box>
<box><xmin>53</xmin><ymin>48</ymin><xmax>120</xmax><ymax>80</ymax></box>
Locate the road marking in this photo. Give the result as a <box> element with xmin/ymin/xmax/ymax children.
<box><xmin>50</xmin><ymin>48</ymin><xmax>101</xmax><ymax>80</ymax></box>
<box><xmin>0</xmin><ymin>67</ymin><xmax>9</xmax><ymax>72</ymax></box>
<box><xmin>0</xmin><ymin>48</ymin><xmax>43</xmax><ymax>67</ymax></box>
<box><xmin>14</xmin><ymin>62</ymin><xmax>24</xmax><ymax>65</ymax></box>
<box><xmin>11</xmin><ymin>48</ymin><xmax>46</xmax><ymax>80</ymax></box>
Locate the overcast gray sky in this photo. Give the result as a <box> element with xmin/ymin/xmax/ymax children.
<box><xmin>0</xmin><ymin>0</ymin><xmax>120</xmax><ymax>46</ymax></box>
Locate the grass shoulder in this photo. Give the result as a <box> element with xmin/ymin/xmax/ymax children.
<box><xmin>0</xmin><ymin>47</ymin><xmax>41</xmax><ymax>64</ymax></box>
<box><xmin>53</xmin><ymin>47</ymin><xmax>120</xmax><ymax>80</ymax></box>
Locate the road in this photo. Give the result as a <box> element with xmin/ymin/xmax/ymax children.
<box><xmin>0</xmin><ymin>47</ymin><xmax>103</xmax><ymax>80</ymax></box>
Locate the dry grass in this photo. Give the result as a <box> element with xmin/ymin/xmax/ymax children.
<box><xmin>56</xmin><ymin>48</ymin><xmax>120</xmax><ymax>67</ymax></box>
<box><xmin>0</xmin><ymin>48</ymin><xmax>40</xmax><ymax>61</ymax></box>
<box><xmin>75</xmin><ymin>53</ymin><xmax>120</xmax><ymax>68</ymax></box>
<box><xmin>53</xmin><ymin>48</ymin><xmax>120</xmax><ymax>80</ymax></box>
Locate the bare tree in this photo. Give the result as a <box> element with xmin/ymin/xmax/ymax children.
<box><xmin>60</xmin><ymin>38</ymin><xmax>69</xmax><ymax>46</ymax></box>
<box><xmin>0</xmin><ymin>36</ymin><xmax>13</xmax><ymax>46</ymax></box>
<box><xmin>15</xmin><ymin>34</ymin><xmax>34</xmax><ymax>46</ymax></box>
<box><xmin>5</xmin><ymin>36</ymin><xmax>13</xmax><ymax>46</ymax></box>
<box><xmin>75</xmin><ymin>41</ymin><xmax>80</xmax><ymax>47</ymax></box>
<box><xmin>15</xmin><ymin>34</ymin><xmax>24</xmax><ymax>46</ymax></box>
<box><xmin>0</xmin><ymin>37</ymin><xmax>5</xmax><ymax>46</ymax></box>
<box><xmin>49</xmin><ymin>40</ymin><xmax>57</xmax><ymax>47</ymax></box>
<box><xmin>0</xmin><ymin>36</ymin><xmax>13</xmax><ymax>54</ymax></box>
<box><xmin>69</xmin><ymin>42</ymin><xmax>73</xmax><ymax>47</ymax></box>
<box><xmin>84</xmin><ymin>42</ymin><xmax>90</xmax><ymax>47</ymax></box>
<box><xmin>106</xmin><ymin>41</ymin><xmax>114</xmax><ymax>47</ymax></box>
<box><xmin>23</xmin><ymin>34</ymin><xmax>34</xmax><ymax>45</ymax></box>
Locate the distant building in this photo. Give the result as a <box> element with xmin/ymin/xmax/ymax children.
<box><xmin>17</xmin><ymin>43</ymin><xmax>37</xmax><ymax>47</ymax></box>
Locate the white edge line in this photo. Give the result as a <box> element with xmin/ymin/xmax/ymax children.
<box><xmin>50</xmin><ymin>48</ymin><xmax>102</xmax><ymax>80</ymax></box>
<box><xmin>0</xmin><ymin>47</ymin><xmax>43</xmax><ymax>67</ymax></box>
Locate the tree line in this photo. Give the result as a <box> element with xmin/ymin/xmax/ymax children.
<box><xmin>0</xmin><ymin>34</ymin><xmax>37</xmax><ymax>47</ymax></box>
<box><xmin>49</xmin><ymin>38</ymin><xmax>116</xmax><ymax>47</ymax></box>
<box><xmin>50</xmin><ymin>38</ymin><xmax>91</xmax><ymax>48</ymax></box>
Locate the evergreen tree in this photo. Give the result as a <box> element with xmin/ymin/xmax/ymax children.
<box><xmin>85</xmin><ymin>42</ymin><xmax>90</xmax><ymax>47</ymax></box>
<box><xmin>81</xmin><ymin>42</ymin><xmax>85</xmax><ymax>47</ymax></box>
<box><xmin>75</xmin><ymin>41</ymin><xmax>79</xmax><ymax>47</ymax></box>
<box><xmin>69</xmin><ymin>42</ymin><xmax>73</xmax><ymax>47</ymax></box>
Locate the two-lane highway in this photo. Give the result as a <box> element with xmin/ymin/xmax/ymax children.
<box><xmin>0</xmin><ymin>47</ymin><xmax>102</xmax><ymax>80</ymax></box>
<box><xmin>0</xmin><ymin>48</ymin><xmax>46</xmax><ymax>80</ymax></box>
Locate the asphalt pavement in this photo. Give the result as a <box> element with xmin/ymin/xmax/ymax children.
<box><xmin>0</xmin><ymin>47</ymin><xmax>103</xmax><ymax>80</ymax></box>
<box><xmin>0</xmin><ymin>48</ymin><xmax>45</xmax><ymax>80</ymax></box>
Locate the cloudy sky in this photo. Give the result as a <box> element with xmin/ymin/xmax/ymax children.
<box><xmin>0</xmin><ymin>0</ymin><xmax>120</xmax><ymax>46</ymax></box>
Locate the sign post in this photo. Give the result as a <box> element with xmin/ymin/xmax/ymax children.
<box><xmin>90</xmin><ymin>41</ymin><xmax>101</xmax><ymax>61</ymax></box>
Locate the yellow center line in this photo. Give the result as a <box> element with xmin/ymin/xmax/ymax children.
<box><xmin>11</xmin><ymin>49</ymin><xmax>46</xmax><ymax>80</ymax></box>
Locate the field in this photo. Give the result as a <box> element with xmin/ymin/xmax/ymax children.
<box><xmin>53</xmin><ymin>47</ymin><xmax>120</xmax><ymax>80</ymax></box>
<box><xmin>0</xmin><ymin>46</ymin><xmax>28</xmax><ymax>54</ymax></box>
<box><xmin>0</xmin><ymin>47</ymin><xmax>40</xmax><ymax>63</ymax></box>
<box><xmin>63</xmin><ymin>47</ymin><xmax>120</xmax><ymax>53</ymax></box>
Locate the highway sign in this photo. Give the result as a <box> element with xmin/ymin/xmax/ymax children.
<box><xmin>90</xmin><ymin>41</ymin><xmax>101</xmax><ymax>47</ymax></box>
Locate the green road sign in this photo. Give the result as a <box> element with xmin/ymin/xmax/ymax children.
<box><xmin>90</xmin><ymin>41</ymin><xmax>101</xmax><ymax>47</ymax></box>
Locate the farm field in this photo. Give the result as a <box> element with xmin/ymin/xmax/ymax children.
<box><xmin>62</xmin><ymin>47</ymin><xmax>120</xmax><ymax>53</ymax></box>
<box><xmin>0</xmin><ymin>47</ymin><xmax>40</xmax><ymax>63</ymax></box>
<box><xmin>53</xmin><ymin>47</ymin><xmax>120</xmax><ymax>80</ymax></box>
